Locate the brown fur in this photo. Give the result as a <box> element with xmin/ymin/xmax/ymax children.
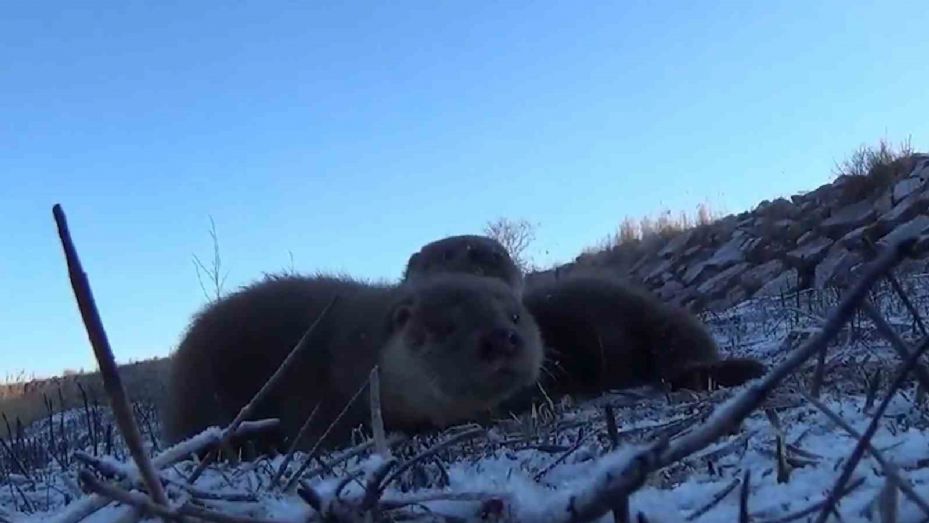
<box><xmin>402</xmin><ymin>236</ymin><xmax>766</xmax><ymax>411</ymax></box>
<box><xmin>404</xmin><ymin>235</ymin><xmax>524</xmax><ymax>296</ymax></box>
<box><xmin>163</xmin><ymin>272</ymin><xmax>543</xmax><ymax>451</ymax></box>
<box><xmin>519</xmin><ymin>273</ymin><xmax>765</xmax><ymax>399</ymax></box>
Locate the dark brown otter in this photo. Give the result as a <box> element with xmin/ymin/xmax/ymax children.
<box><xmin>402</xmin><ymin>236</ymin><xmax>766</xmax><ymax>408</ymax></box>
<box><xmin>162</xmin><ymin>272</ymin><xmax>544</xmax><ymax>452</ymax></box>
<box><xmin>518</xmin><ymin>273</ymin><xmax>766</xmax><ymax>399</ymax></box>
<box><xmin>404</xmin><ymin>235</ymin><xmax>524</xmax><ymax>296</ymax></box>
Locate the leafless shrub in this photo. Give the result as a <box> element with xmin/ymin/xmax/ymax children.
<box><xmin>193</xmin><ymin>215</ymin><xmax>229</xmax><ymax>302</ymax></box>
<box><xmin>483</xmin><ymin>217</ymin><xmax>538</xmax><ymax>272</ymax></box>
<box><xmin>832</xmin><ymin>136</ymin><xmax>916</xmax><ymax>203</ymax></box>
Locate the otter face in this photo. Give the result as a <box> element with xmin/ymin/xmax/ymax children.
<box><xmin>387</xmin><ymin>274</ymin><xmax>542</xmax><ymax>414</ymax></box>
<box><xmin>404</xmin><ymin>235</ymin><xmax>524</xmax><ymax>295</ymax></box>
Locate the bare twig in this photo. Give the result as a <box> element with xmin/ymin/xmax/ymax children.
<box><xmin>369</xmin><ymin>366</ymin><xmax>389</xmax><ymax>458</ymax></box>
<box><xmin>758</xmin><ymin>476</ymin><xmax>866</xmax><ymax>523</ymax></box>
<box><xmin>0</xmin><ymin>437</ymin><xmax>35</xmax><ymax>487</ymax></box>
<box><xmin>270</xmin><ymin>403</ymin><xmax>320</xmax><ymax>487</ymax></box>
<box><xmin>810</xmin><ymin>344</ymin><xmax>827</xmax><ymax>398</ymax></box>
<box><xmin>282</xmin><ymin>371</ymin><xmax>372</xmax><ymax>492</ymax></box>
<box><xmin>604</xmin><ymin>406</ymin><xmax>619</xmax><ymax>450</ymax></box>
<box><xmin>801</xmin><ymin>392</ymin><xmax>929</xmax><ymax>518</ymax></box>
<box><xmin>298</xmin><ymin>433</ymin><xmax>406</xmax><ymax>480</ymax></box>
<box><xmin>535</xmin><ymin>428</ymin><xmax>590</xmax><ymax>482</ymax></box>
<box><xmin>686</xmin><ymin>476</ymin><xmax>740</xmax><ymax>521</ymax></box>
<box><xmin>878</xmin><ymin>474</ymin><xmax>899</xmax><ymax>523</ymax></box>
<box><xmin>860</xmin><ymin>301</ymin><xmax>929</xmax><ymax>392</ymax></box>
<box><xmin>559</xmin><ymin>237</ymin><xmax>915</xmax><ymax>522</ymax></box>
<box><xmin>55</xmin><ymin>420</ymin><xmax>278</xmax><ymax>523</ymax></box>
<box><xmin>738</xmin><ymin>470</ymin><xmax>751</xmax><ymax>523</ymax></box>
<box><xmin>360</xmin><ymin>457</ymin><xmax>398</xmax><ymax>513</ymax></box>
<box><xmin>78</xmin><ymin>470</ymin><xmax>280</xmax><ymax>523</ymax></box>
<box><xmin>379</xmin><ymin>427</ymin><xmax>485</xmax><ymax>494</ymax></box>
<box><xmin>52</xmin><ymin>204</ymin><xmax>170</xmax><ymax>513</ymax></box>
<box><xmin>190</xmin><ymin>294</ymin><xmax>339</xmax><ymax>483</ymax></box>
<box><xmin>814</xmin><ymin>337</ymin><xmax>929</xmax><ymax>523</ymax></box>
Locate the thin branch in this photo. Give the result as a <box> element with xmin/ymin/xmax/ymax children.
<box><xmin>801</xmin><ymin>392</ymin><xmax>929</xmax><ymax>518</ymax></box>
<box><xmin>190</xmin><ymin>294</ymin><xmax>340</xmax><ymax>483</ymax></box>
<box><xmin>369</xmin><ymin>366</ymin><xmax>389</xmax><ymax>458</ymax></box>
<box><xmin>559</xmin><ymin>236</ymin><xmax>915</xmax><ymax>522</ymax></box>
<box><xmin>379</xmin><ymin>427</ymin><xmax>485</xmax><ymax>495</ymax></box>
<box><xmin>814</xmin><ymin>337</ymin><xmax>929</xmax><ymax>523</ymax></box>
<box><xmin>860</xmin><ymin>301</ymin><xmax>929</xmax><ymax>392</ymax></box>
<box><xmin>270</xmin><ymin>403</ymin><xmax>320</xmax><ymax>487</ymax></box>
<box><xmin>52</xmin><ymin>204</ymin><xmax>170</xmax><ymax>513</ymax></box>
<box><xmin>738</xmin><ymin>470</ymin><xmax>751</xmax><ymax>523</ymax></box>
<box><xmin>78</xmin><ymin>470</ymin><xmax>281</xmax><ymax>523</ymax></box>
<box><xmin>686</xmin><ymin>476</ymin><xmax>741</xmax><ymax>521</ymax></box>
<box><xmin>758</xmin><ymin>477</ymin><xmax>866</xmax><ymax>523</ymax></box>
<box><xmin>282</xmin><ymin>370</ymin><xmax>373</xmax><ymax>492</ymax></box>
<box><xmin>55</xmin><ymin>420</ymin><xmax>278</xmax><ymax>523</ymax></box>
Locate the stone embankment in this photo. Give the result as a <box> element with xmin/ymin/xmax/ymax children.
<box><xmin>531</xmin><ymin>154</ymin><xmax>929</xmax><ymax>311</ymax></box>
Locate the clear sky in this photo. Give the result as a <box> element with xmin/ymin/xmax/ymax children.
<box><xmin>2</xmin><ymin>1</ymin><xmax>928</xmax><ymax>378</ymax></box>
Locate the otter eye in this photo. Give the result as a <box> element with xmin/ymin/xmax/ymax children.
<box><xmin>393</xmin><ymin>306</ymin><xmax>412</xmax><ymax>328</ymax></box>
<box><xmin>511</xmin><ymin>313</ymin><xmax>520</xmax><ymax>324</ymax></box>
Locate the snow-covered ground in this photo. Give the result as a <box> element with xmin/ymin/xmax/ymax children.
<box><xmin>4</xmin><ymin>274</ymin><xmax>929</xmax><ymax>522</ymax></box>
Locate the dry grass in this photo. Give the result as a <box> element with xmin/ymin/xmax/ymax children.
<box><xmin>832</xmin><ymin>136</ymin><xmax>917</xmax><ymax>204</ymax></box>
<box><xmin>0</xmin><ymin>358</ymin><xmax>169</xmax><ymax>440</ymax></box>
<box><xmin>576</xmin><ymin>201</ymin><xmax>725</xmax><ymax>273</ymax></box>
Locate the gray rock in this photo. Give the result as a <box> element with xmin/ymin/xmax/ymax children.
<box><xmin>682</xmin><ymin>244</ymin><xmax>704</xmax><ymax>259</ymax></box>
<box><xmin>786</xmin><ymin>237</ymin><xmax>834</xmax><ymax>267</ymax></box>
<box><xmin>819</xmin><ymin>200</ymin><xmax>876</xmax><ymax>238</ymax></box>
<box><xmin>877</xmin><ymin>214</ymin><xmax>929</xmax><ymax>249</ymax></box>
<box><xmin>838</xmin><ymin>224</ymin><xmax>877</xmax><ymax>249</ymax></box>
<box><xmin>796</xmin><ymin>230</ymin><xmax>817</xmax><ymax>245</ymax></box>
<box><xmin>757</xmin><ymin>197</ymin><xmax>798</xmax><ymax>219</ymax></box>
<box><xmin>877</xmin><ymin>191</ymin><xmax>929</xmax><ymax>231</ymax></box>
<box><xmin>697</xmin><ymin>262</ymin><xmax>750</xmax><ymax>300</ymax></box>
<box><xmin>814</xmin><ymin>246</ymin><xmax>859</xmax><ymax>289</ymax></box>
<box><xmin>908</xmin><ymin>154</ymin><xmax>929</xmax><ymax>179</ymax></box>
<box><xmin>892</xmin><ymin>175</ymin><xmax>925</xmax><ymax>203</ymax></box>
<box><xmin>768</xmin><ymin>219</ymin><xmax>807</xmax><ymax>243</ymax></box>
<box><xmin>754</xmin><ymin>269</ymin><xmax>798</xmax><ymax>298</ymax></box>
<box><xmin>740</xmin><ymin>259</ymin><xmax>786</xmax><ymax>294</ymax></box>
<box><xmin>874</xmin><ymin>188</ymin><xmax>894</xmax><ymax>214</ymax></box>
<box><xmin>711</xmin><ymin>285</ymin><xmax>749</xmax><ymax>312</ymax></box>
<box><xmin>658</xmin><ymin>230</ymin><xmax>695</xmax><ymax>259</ymax></box>
<box><xmin>682</xmin><ymin>259</ymin><xmax>714</xmax><ymax>286</ymax></box>
<box><xmin>655</xmin><ymin>279</ymin><xmax>684</xmax><ymax>302</ymax></box>
<box><xmin>643</xmin><ymin>258</ymin><xmax>674</xmax><ymax>285</ymax></box>
<box><xmin>706</xmin><ymin>231</ymin><xmax>754</xmax><ymax>268</ymax></box>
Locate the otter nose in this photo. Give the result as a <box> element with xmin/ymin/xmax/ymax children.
<box><xmin>479</xmin><ymin>328</ymin><xmax>522</xmax><ymax>361</ymax></box>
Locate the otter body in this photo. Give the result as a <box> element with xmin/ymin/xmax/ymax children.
<box><xmin>521</xmin><ymin>274</ymin><xmax>765</xmax><ymax>397</ymax></box>
<box><xmin>402</xmin><ymin>235</ymin><xmax>766</xmax><ymax>406</ymax></box>
<box><xmin>404</xmin><ymin>235</ymin><xmax>524</xmax><ymax>296</ymax></box>
<box><xmin>163</xmin><ymin>273</ymin><xmax>543</xmax><ymax>451</ymax></box>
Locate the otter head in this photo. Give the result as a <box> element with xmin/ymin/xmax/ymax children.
<box><xmin>403</xmin><ymin>235</ymin><xmax>524</xmax><ymax>297</ymax></box>
<box><xmin>381</xmin><ymin>273</ymin><xmax>542</xmax><ymax>427</ymax></box>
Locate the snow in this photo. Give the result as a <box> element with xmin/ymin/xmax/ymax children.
<box><xmin>4</xmin><ymin>273</ymin><xmax>929</xmax><ymax>522</ymax></box>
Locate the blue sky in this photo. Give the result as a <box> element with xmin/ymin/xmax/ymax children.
<box><xmin>2</xmin><ymin>1</ymin><xmax>928</xmax><ymax>378</ymax></box>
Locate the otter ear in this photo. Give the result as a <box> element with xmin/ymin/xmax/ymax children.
<box><xmin>389</xmin><ymin>298</ymin><xmax>415</xmax><ymax>333</ymax></box>
<box><xmin>404</xmin><ymin>253</ymin><xmax>420</xmax><ymax>277</ymax></box>
<box><xmin>393</xmin><ymin>305</ymin><xmax>412</xmax><ymax>328</ymax></box>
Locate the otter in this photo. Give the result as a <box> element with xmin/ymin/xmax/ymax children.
<box><xmin>518</xmin><ymin>273</ymin><xmax>766</xmax><ymax>398</ymax></box>
<box><xmin>401</xmin><ymin>236</ymin><xmax>766</xmax><ymax>406</ymax></box>
<box><xmin>404</xmin><ymin>235</ymin><xmax>524</xmax><ymax>296</ymax></box>
<box><xmin>163</xmin><ymin>272</ymin><xmax>544</xmax><ymax>452</ymax></box>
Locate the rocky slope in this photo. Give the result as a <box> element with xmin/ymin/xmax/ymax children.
<box><xmin>531</xmin><ymin>153</ymin><xmax>929</xmax><ymax>312</ymax></box>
